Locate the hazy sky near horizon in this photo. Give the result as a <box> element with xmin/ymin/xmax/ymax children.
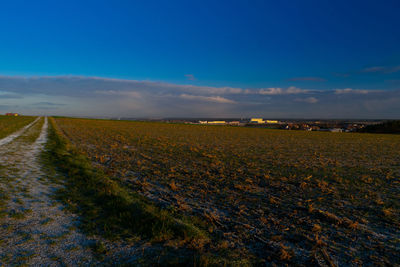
<box><xmin>1</xmin><ymin>0</ymin><xmax>400</xmax><ymax>118</ymax></box>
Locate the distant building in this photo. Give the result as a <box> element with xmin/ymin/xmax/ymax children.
<box><xmin>207</xmin><ymin>121</ymin><xmax>226</xmax><ymax>125</ymax></box>
<box><xmin>266</xmin><ymin>120</ymin><xmax>278</xmax><ymax>124</ymax></box>
<box><xmin>329</xmin><ymin>128</ymin><xmax>343</xmax><ymax>132</ymax></box>
<box><xmin>5</xmin><ymin>113</ymin><xmax>19</xmax><ymax>116</ymax></box>
<box><xmin>198</xmin><ymin>120</ymin><xmax>226</xmax><ymax>125</ymax></box>
<box><xmin>250</xmin><ymin>118</ymin><xmax>265</xmax><ymax>123</ymax></box>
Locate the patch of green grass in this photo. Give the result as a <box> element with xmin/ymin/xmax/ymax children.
<box><xmin>7</xmin><ymin>207</ymin><xmax>31</xmax><ymax>218</ymax></box>
<box><xmin>14</xmin><ymin>198</ymin><xmax>24</xmax><ymax>205</ymax></box>
<box><xmin>49</xmin><ymin>255</ymin><xmax>62</xmax><ymax>263</ymax></box>
<box><xmin>13</xmin><ymin>250</ymin><xmax>35</xmax><ymax>265</ymax></box>
<box><xmin>0</xmin><ymin>253</ymin><xmax>13</xmax><ymax>264</ymax></box>
<box><xmin>40</xmin><ymin>217</ymin><xmax>54</xmax><ymax>225</ymax></box>
<box><xmin>90</xmin><ymin>240</ymin><xmax>107</xmax><ymax>260</ymax></box>
<box><xmin>53</xmin><ymin>231</ymin><xmax>70</xmax><ymax>240</ymax></box>
<box><xmin>66</xmin><ymin>245</ymin><xmax>81</xmax><ymax>252</ymax></box>
<box><xmin>0</xmin><ymin>189</ymin><xmax>10</xmax><ymax>217</ymax></box>
<box><xmin>8</xmin><ymin>209</ymin><xmax>28</xmax><ymax>219</ymax></box>
<box><xmin>3</xmin><ymin>224</ymin><xmax>14</xmax><ymax>233</ymax></box>
<box><xmin>47</xmin><ymin>240</ymin><xmax>57</xmax><ymax>246</ymax></box>
<box><xmin>19</xmin><ymin>187</ymin><xmax>29</xmax><ymax>193</ymax></box>
<box><xmin>21</xmin><ymin>193</ymin><xmax>32</xmax><ymax>199</ymax></box>
<box><xmin>18</xmin><ymin>231</ymin><xmax>34</xmax><ymax>242</ymax></box>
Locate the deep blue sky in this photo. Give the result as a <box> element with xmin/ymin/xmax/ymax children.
<box><xmin>1</xmin><ymin>0</ymin><xmax>399</xmax><ymax>88</ymax></box>
<box><xmin>0</xmin><ymin>0</ymin><xmax>400</xmax><ymax>118</ymax></box>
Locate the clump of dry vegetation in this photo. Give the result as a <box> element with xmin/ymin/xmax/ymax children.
<box><xmin>0</xmin><ymin>115</ymin><xmax>36</xmax><ymax>217</ymax></box>
<box><xmin>52</xmin><ymin>117</ymin><xmax>400</xmax><ymax>265</ymax></box>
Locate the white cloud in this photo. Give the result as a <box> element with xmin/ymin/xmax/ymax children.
<box><xmin>95</xmin><ymin>90</ymin><xmax>142</xmax><ymax>98</ymax></box>
<box><xmin>334</xmin><ymin>88</ymin><xmax>375</xmax><ymax>94</ymax></box>
<box><xmin>173</xmin><ymin>85</ymin><xmax>244</xmax><ymax>95</ymax></box>
<box><xmin>295</xmin><ymin>97</ymin><xmax>318</xmax><ymax>104</ymax></box>
<box><xmin>0</xmin><ymin>75</ymin><xmax>399</xmax><ymax>118</ymax></box>
<box><xmin>361</xmin><ymin>65</ymin><xmax>400</xmax><ymax>74</ymax></box>
<box><xmin>259</xmin><ymin>86</ymin><xmax>309</xmax><ymax>95</ymax></box>
<box><xmin>259</xmin><ymin>88</ymin><xmax>283</xmax><ymax>95</ymax></box>
<box><xmin>179</xmin><ymin>94</ymin><xmax>236</xmax><ymax>104</ymax></box>
<box><xmin>0</xmin><ymin>90</ymin><xmax>23</xmax><ymax>99</ymax></box>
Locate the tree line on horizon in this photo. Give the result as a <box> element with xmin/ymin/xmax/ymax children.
<box><xmin>359</xmin><ymin>120</ymin><xmax>400</xmax><ymax>134</ymax></box>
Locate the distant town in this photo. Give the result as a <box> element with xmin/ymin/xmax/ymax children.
<box><xmin>114</xmin><ymin>117</ymin><xmax>387</xmax><ymax>133</ymax></box>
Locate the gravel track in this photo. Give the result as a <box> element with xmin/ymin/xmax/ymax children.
<box><xmin>0</xmin><ymin>117</ymin><xmax>99</xmax><ymax>266</ymax></box>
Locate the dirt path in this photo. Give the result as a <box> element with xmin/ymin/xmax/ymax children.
<box><xmin>0</xmin><ymin>117</ymin><xmax>99</xmax><ymax>266</ymax></box>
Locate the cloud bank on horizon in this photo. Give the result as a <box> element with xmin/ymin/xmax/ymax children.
<box><xmin>0</xmin><ymin>75</ymin><xmax>399</xmax><ymax>119</ymax></box>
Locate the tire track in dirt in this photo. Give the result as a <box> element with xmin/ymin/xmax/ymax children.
<box><xmin>0</xmin><ymin>117</ymin><xmax>99</xmax><ymax>266</ymax></box>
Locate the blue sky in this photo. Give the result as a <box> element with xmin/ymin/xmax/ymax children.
<box><xmin>0</xmin><ymin>0</ymin><xmax>400</xmax><ymax>118</ymax></box>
